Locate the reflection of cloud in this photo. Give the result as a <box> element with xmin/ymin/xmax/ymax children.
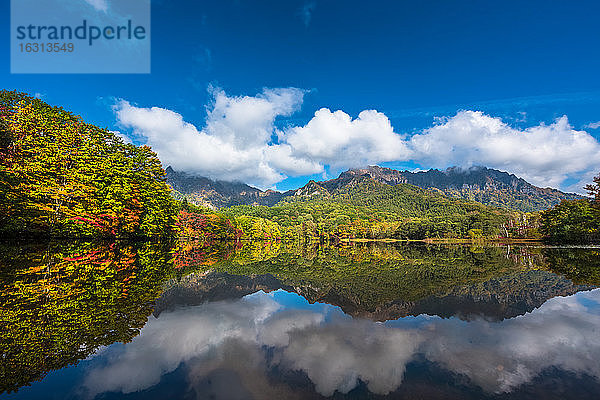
<box><xmin>282</xmin><ymin>318</ymin><xmax>422</xmax><ymax>395</ymax></box>
<box><xmin>83</xmin><ymin>289</ymin><xmax>600</xmax><ymax>397</ymax></box>
<box><xmin>83</xmin><ymin>294</ymin><xmax>284</xmax><ymax>396</ymax></box>
<box><xmin>427</xmin><ymin>290</ymin><xmax>600</xmax><ymax>393</ymax></box>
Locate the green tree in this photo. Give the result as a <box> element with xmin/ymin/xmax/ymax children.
<box><xmin>0</xmin><ymin>91</ymin><xmax>177</xmax><ymax>238</ymax></box>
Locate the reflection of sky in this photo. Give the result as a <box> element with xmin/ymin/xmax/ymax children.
<box><xmin>6</xmin><ymin>289</ymin><xmax>600</xmax><ymax>399</ymax></box>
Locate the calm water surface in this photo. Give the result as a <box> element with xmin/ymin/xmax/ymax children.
<box><xmin>1</xmin><ymin>241</ymin><xmax>599</xmax><ymax>399</ymax></box>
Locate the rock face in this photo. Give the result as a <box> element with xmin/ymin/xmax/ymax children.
<box><xmin>167</xmin><ymin>165</ymin><xmax>582</xmax><ymax>212</ymax></box>
<box><xmin>165</xmin><ymin>167</ymin><xmax>287</xmax><ymax>209</ymax></box>
<box><xmin>311</xmin><ymin>166</ymin><xmax>583</xmax><ymax>212</ymax></box>
<box><xmin>153</xmin><ymin>270</ymin><xmax>594</xmax><ymax>322</ymax></box>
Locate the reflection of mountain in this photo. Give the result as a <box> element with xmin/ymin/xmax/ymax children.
<box><xmin>155</xmin><ymin>269</ymin><xmax>594</xmax><ymax>322</ymax></box>
<box><xmin>169</xmin><ymin>242</ymin><xmax>599</xmax><ymax>320</ymax></box>
<box><xmin>345</xmin><ymin>270</ymin><xmax>594</xmax><ymax>321</ymax></box>
<box><xmin>153</xmin><ymin>271</ymin><xmax>293</xmax><ymax>317</ymax></box>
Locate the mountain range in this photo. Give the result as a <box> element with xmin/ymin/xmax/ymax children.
<box><xmin>166</xmin><ymin>165</ymin><xmax>582</xmax><ymax>212</ymax></box>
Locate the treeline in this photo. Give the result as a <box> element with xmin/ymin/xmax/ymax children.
<box><xmin>0</xmin><ymin>91</ymin><xmax>178</xmax><ymax>239</ymax></box>
<box><xmin>220</xmin><ymin>179</ymin><xmax>539</xmax><ymax>241</ymax></box>
<box><xmin>172</xmin><ymin>241</ymin><xmax>558</xmax><ymax>313</ymax></box>
<box><xmin>3</xmin><ymin>90</ymin><xmax>595</xmax><ymax>243</ymax></box>
<box><xmin>176</xmin><ymin>172</ymin><xmax>600</xmax><ymax>244</ymax></box>
<box><xmin>176</xmin><ymin>186</ymin><xmax>539</xmax><ymax>242</ymax></box>
<box><xmin>541</xmin><ymin>173</ymin><xmax>600</xmax><ymax>243</ymax></box>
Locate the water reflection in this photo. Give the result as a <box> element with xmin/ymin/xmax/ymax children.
<box><xmin>162</xmin><ymin>242</ymin><xmax>596</xmax><ymax>322</ymax></box>
<box><xmin>0</xmin><ymin>241</ymin><xmax>176</xmax><ymax>394</ymax></box>
<box><xmin>1</xmin><ymin>241</ymin><xmax>599</xmax><ymax>399</ymax></box>
<box><xmin>82</xmin><ymin>289</ymin><xmax>600</xmax><ymax>398</ymax></box>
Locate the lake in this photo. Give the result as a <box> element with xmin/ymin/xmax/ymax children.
<box><xmin>1</xmin><ymin>241</ymin><xmax>599</xmax><ymax>399</ymax></box>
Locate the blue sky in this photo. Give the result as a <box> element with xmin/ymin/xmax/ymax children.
<box><xmin>3</xmin><ymin>0</ymin><xmax>600</xmax><ymax>192</ymax></box>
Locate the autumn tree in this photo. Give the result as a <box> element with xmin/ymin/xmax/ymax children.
<box><xmin>0</xmin><ymin>90</ymin><xmax>177</xmax><ymax>238</ymax></box>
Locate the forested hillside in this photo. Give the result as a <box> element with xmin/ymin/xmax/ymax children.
<box><xmin>2</xmin><ymin>90</ymin><xmax>588</xmax><ymax>243</ymax></box>
<box><xmin>221</xmin><ymin>177</ymin><xmax>535</xmax><ymax>241</ymax></box>
<box><xmin>0</xmin><ymin>91</ymin><xmax>178</xmax><ymax>238</ymax></box>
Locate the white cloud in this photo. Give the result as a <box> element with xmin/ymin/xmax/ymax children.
<box><xmin>109</xmin><ymin>130</ymin><xmax>132</xmax><ymax>144</ymax></box>
<box><xmin>283</xmin><ymin>108</ymin><xmax>411</xmax><ymax>170</ymax></box>
<box><xmin>114</xmin><ymin>88</ymin><xmax>408</xmax><ymax>188</ymax></box>
<box><xmin>85</xmin><ymin>0</ymin><xmax>108</xmax><ymax>12</ymax></box>
<box><xmin>584</xmin><ymin>121</ymin><xmax>600</xmax><ymax>130</ymax></box>
<box><xmin>409</xmin><ymin>111</ymin><xmax>600</xmax><ymax>189</ymax></box>
<box><xmin>114</xmin><ymin>88</ymin><xmax>600</xmax><ymax>191</ymax></box>
<box><xmin>114</xmin><ymin>88</ymin><xmax>321</xmax><ymax>188</ymax></box>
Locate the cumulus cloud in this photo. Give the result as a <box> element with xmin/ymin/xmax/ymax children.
<box><xmin>109</xmin><ymin>130</ymin><xmax>132</xmax><ymax>144</ymax></box>
<box><xmin>114</xmin><ymin>88</ymin><xmax>322</xmax><ymax>187</ymax></box>
<box><xmin>82</xmin><ymin>289</ymin><xmax>600</xmax><ymax>397</ymax></box>
<box><xmin>283</xmin><ymin>108</ymin><xmax>411</xmax><ymax>170</ymax></box>
<box><xmin>114</xmin><ymin>88</ymin><xmax>600</xmax><ymax>191</ymax></box>
<box><xmin>410</xmin><ymin>111</ymin><xmax>600</xmax><ymax>189</ymax></box>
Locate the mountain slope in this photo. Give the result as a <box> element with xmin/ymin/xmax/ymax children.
<box><xmin>323</xmin><ymin>165</ymin><xmax>582</xmax><ymax>212</ymax></box>
<box><xmin>282</xmin><ymin>175</ymin><xmax>505</xmax><ymax>220</ymax></box>
<box><xmin>225</xmin><ymin>176</ymin><xmax>518</xmax><ymax>239</ymax></box>
<box><xmin>166</xmin><ymin>167</ymin><xmax>286</xmax><ymax>209</ymax></box>
<box><xmin>167</xmin><ymin>165</ymin><xmax>581</xmax><ymax>212</ymax></box>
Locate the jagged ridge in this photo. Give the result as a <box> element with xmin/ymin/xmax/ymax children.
<box><xmin>167</xmin><ymin>165</ymin><xmax>583</xmax><ymax>212</ymax></box>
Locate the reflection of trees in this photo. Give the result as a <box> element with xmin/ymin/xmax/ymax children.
<box><xmin>166</xmin><ymin>242</ymin><xmax>596</xmax><ymax>322</ymax></box>
<box><xmin>173</xmin><ymin>240</ymin><xmax>240</xmax><ymax>275</ymax></box>
<box><xmin>543</xmin><ymin>248</ymin><xmax>600</xmax><ymax>285</ymax></box>
<box><xmin>178</xmin><ymin>242</ymin><xmax>548</xmax><ymax>309</ymax></box>
<box><xmin>0</xmin><ymin>241</ymin><xmax>176</xmax><ymax>394</ymax></box>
